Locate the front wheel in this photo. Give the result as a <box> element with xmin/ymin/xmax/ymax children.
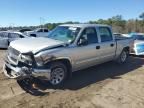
<box><xmin>49</xmin><ymin>62</ymin><xmax>67</xmax><ymax>87</ymax></box>
<box><xmin>117</xmin><ymin>49</ymin><xmax>129</xmax><ymax>64</ymax></box>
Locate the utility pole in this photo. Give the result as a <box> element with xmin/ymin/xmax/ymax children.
<box><xmin>9</xmin><ymin>23</ymin><xmax>15</xmax><ymax>30</ymax></box>
<box><xmin>40</xmin><ymin>17</ymin><xmax>46</xmax><ymax>29</ymax></box>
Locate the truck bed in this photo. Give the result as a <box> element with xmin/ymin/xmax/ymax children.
<box><xmin>115</xmin><ymin>35</ymin><xmax>133</xmax><ymax>59</ymax></box>
<box><xmin>115</xmin><ymin>36</ymin><xmax>132</xmax><ymax>41</ymax></box>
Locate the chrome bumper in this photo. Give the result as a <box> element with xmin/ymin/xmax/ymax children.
<box><xmin>3</xmin><ymin>62</ymin><xmax>51</xmax><ymax>80</ymax></box>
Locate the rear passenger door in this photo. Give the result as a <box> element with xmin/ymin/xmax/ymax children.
<box><xmin>98</xmin><ymin>27</ymin><xmax>116</xmax><ymax>62</ymax></box>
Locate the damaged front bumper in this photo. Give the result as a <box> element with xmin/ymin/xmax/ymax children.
<box><xmin>3</xmin><ymin>61</ymin><xmax>51</xmax><ymax>80</ymax></box>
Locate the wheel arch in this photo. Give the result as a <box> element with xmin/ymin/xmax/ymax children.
<box><xmin>123</xmin><ymin>46</ymin><xmax>130</xmax><ymax>53</ymax></box>
<box><xmin>46</xmin><ymin>58</ymin><xmax>73</xmax><ymax>78</ymax></box>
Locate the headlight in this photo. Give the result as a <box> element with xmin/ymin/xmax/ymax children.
<box><xmin>19</xmin><ymin>54</ymin><xmax>32</xmax><ymax>65</ymax></box>
<box><xmin>34</xmin><ymin>56</ymin><xmax>44</xmax><ymax>66</ymax></box>
<box><xmin>35</xmin><ymin>55</ymin><xmax>54</xmax><ymax>66</ymax></box>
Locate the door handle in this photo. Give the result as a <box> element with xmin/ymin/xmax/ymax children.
<box><xmin>110</xmin><ymin>44</ymin><xmax>114</xmax><ymax>47</ymax></box>
<box><xmin>96</xmin><ymin>46</ymin><xmax>100</xmax><ymax>49</ymax></box>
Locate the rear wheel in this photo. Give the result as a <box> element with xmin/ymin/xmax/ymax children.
<box><xmin>49</xmin><ymin>62</ymin><xmax>67</xmax><ymax>87</ymax></box>
<box><xmin>117</xmin><ymin>49</ymin><xmax>129</xmax><ymax>64</ymax></box>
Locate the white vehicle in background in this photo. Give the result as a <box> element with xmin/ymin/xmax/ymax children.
<box><xmin>24</xmin><ymin>28</ymin><xmax>49</xmax><ymax>37</ymax></box>
<box><xmin>0</xmin><ymin>31</ymin><xmax>28</xmax><ymax>48</ymax></box>
<box><xmin>122</xmin><ymin>34</ymin><xmax>129</xmax><ymax>37</ymax></box>
<box><xmin>128</xmin><ymin>33</ymin><xmax>144</xmax><ymax>56</ymax></box>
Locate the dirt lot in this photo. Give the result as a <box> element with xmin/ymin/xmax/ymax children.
<box><xmin>0</xmin><ymin>49</ymin><xmax>144</xmax><ymax>108</ymax></box>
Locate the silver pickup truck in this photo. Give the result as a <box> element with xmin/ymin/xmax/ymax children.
<box><xmin>3</xmin><ymin>24</ymin><xmax>133</xmax><ymax>87</ymax></box>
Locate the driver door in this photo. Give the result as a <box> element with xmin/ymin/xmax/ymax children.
<box><xmin>73</xmin><ymin>27</ymin><xmax>102</xmax><ymax>70</ymax></box>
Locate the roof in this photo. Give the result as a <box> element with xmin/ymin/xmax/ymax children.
<box><xmin>60</xmin><ymin>24</ymin><xmax>110</xmax><ymax>28</ymax></box>
<box><xmin>4</xmin><ymin>31</ymin><xmax>21</xmax><ymax>34</ymax></box>
<box><xmin>12</xmin><ymin>31</ymin><xmax>24</xmax><ymax>35</ymax></box>
<box><xmin>0</xmin><ymin>31</ymin><xmax>28</xmax><ymax>37</ymax></box>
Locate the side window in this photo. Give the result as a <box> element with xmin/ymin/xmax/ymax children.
<box><xmin>99</xmin><ymin>27</ymin><xmax>113</xmax><ymax>42</ymax></box>
<box><xmin>0</xmin><ymin>32</ymin><xmax>8</xmax><ymax>38</ymax></box>
<box><xmin>80</xmin><ymin>27</ymin><xmax>98</xmax><ymax>44</ymax></box>
<box><xmin>37</xmin><ymin>29</ymin><xmax>43</xmax><ymax>32</ymax></box>
<box><xmin>9</xmin><ymin>33</ymin><xmax>20</xmax><ymax>38</ymax></box>
<box><xmin>44</xmin><ymin>29</ymin><xmax>49</xmax><ymax>32</ymax></box>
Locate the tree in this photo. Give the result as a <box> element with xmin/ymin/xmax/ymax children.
<box><xmin>139</xmin><ymin>12</ymin><xmax>144</xmax><ymax>28</ymax></box>
<box><xmin>2</xmin><ymin>13</ymin><xmax>144</xmax><ymax>33</ymax></box>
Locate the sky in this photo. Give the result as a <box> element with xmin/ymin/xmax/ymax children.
<box><xmin>0</xmin><ymin>0</ymin><xmax>144</xmax><ymax>27</ymax></box>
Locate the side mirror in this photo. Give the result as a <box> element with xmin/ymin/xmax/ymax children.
<box><xmin>78</xmin><ymin>38</ymin><xmax>88</xmax><ymax>46</ymax></box>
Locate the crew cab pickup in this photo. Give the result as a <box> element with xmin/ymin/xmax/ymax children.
<box><xmin>24</xmin><ymin>28</ymin><xmax>49</xmax><ymax>37</ymax></box>
<box><xmin>3</xmin><ymin>24</ymin><xmax>133</xmax><ymax>87</ymax></box>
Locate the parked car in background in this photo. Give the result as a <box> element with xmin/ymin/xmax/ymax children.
<box><xmin>0</xmin><ymin>31</ymin><xmax>28</xmax><ymax>48</ymax></box>
<box><xmin>3</xmin><ymin>24</ymin><xmax>133</xmax><ymax>87</ymax></box>
<box><xmin>128</xmin><ymin>33</ymin><xmax>144</xmax><ymax>55</ymax></box>
<box><xmin>24</xmin><ymin>28</ymin><xmax>49</xmax><ymax>37</ymax></box>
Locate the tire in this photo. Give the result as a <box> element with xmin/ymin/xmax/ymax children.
<box><xmin>117</xmin><ymin>49</ymin><xmax>129</xmax><ymax>64</ymax></box>
<box><xmin>49</xmin><ymin>62</ymin><xmax>67</xmax><ymax>87</ymax></box>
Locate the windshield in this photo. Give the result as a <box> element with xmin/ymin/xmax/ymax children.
<box><xmin>133</xmin><ymin>35</ymin><xmax>144</xmax><ymax>40</ymax></box>
<box><xmin>48</xmin><ymin>26</ymin><xmax>81</xmax><ymax>43</ymax></box>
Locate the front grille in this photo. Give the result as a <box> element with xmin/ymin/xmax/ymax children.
<box><xmin>7</xmin><ymin>47</ymin><xmax>20</xmax><ymax>65</ymax></box>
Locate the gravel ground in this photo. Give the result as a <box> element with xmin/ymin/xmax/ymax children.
<box><xmin>0</xmin><ymin>49</ymin><xmax>144</xmax><ymax>108</ymax></box>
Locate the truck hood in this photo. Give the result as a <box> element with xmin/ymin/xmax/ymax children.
<box><xmin>10</xmin><ymin>37</ymin><xmax>65</xmax><ymax>54</ymax></box>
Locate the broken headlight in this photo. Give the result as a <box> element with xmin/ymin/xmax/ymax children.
<box><xmin>19</xmin><ymin>54</ymin><xmax>32</xmax><ymax>65</ymax></box>
<box><xmin>35</xmin><ymin>55</ymin><xmax>54</xmax><ymax>66</ymax></box>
